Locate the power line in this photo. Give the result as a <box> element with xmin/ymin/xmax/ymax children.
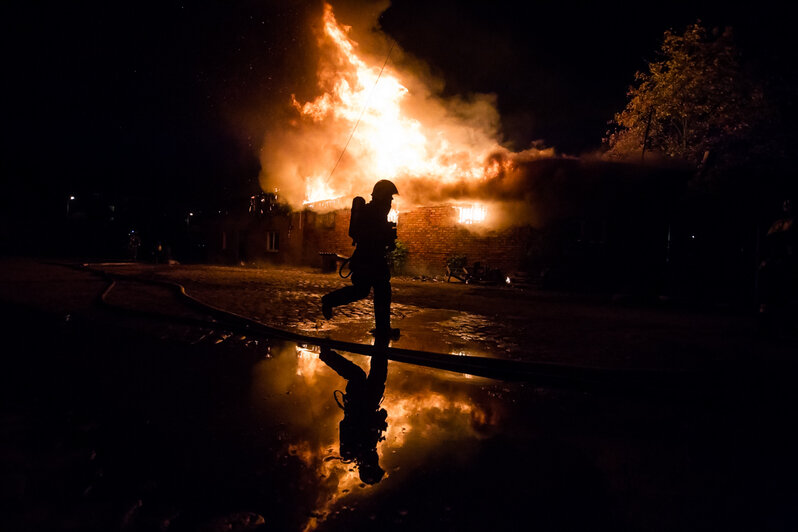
<box><xmin>326</xmin><ymin>39</ymin><xmax>396</xmax><ymax>184</ymax></box>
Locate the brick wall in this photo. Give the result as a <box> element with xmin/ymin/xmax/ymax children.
<box><xmin>299</xmin><ymin>209</ymin><xmax>356</xmax><ymax>267</ymax></box>
<box><xmin>397</xmin><ymin>205</ymin><xmax>527</xmax><ymax>275</ymax></box>
<box><xmin>298</xmin><ymin>204</ymin><xmax>528</xmax><ymax>275</ymax></box>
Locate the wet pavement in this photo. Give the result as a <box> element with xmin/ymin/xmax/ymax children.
<box><xmin>88</xmin><ymin>261</ymin><xmax>795</xmax><ymax>370</ymax></box>
<box><xmin>1</xmin><ymin>259</ymin><xmax>797</xmax><ymax>531</ymax></box>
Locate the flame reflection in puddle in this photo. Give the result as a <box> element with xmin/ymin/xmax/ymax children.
<box><xmin>250</xmin><ymin>341</ymin><xmax>505</xmax><ymax>530</ymax></box>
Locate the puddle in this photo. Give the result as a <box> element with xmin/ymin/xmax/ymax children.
<box><xmin>232</xmin><ymin>335</ymin><xmax>797</xmax><ymax>531</ymax></box>
<box><xmin>248</xmin><ymin>339</ymin><xmax>512</xmax><ymax>531</ymax></box>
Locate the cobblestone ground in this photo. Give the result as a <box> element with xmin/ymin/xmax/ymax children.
<box><xmin>93</xmin><ymin>262</ymin><xmax>797</xmax><ymax>371</ymax></box>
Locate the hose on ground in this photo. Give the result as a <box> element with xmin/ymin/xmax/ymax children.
<box><xmin>72</xmin><ymin>261</ymin><xmax>703</xmax><ymax>392</ymax></box>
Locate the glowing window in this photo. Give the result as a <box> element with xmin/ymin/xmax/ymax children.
<box><xmin>457</xmin><ymin>204</ymin><xmax>487</xmax><ymax>224</ymax></box>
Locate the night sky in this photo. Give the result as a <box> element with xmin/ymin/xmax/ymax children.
<box><xmin>3</xmin><ymin>0</ymin><xmax>793</xmax><ymax>212</ymax></box>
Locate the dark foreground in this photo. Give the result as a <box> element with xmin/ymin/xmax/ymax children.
<box><xmin>1</xmin><ymin>260</ymin><xmax>797</xmax><ymax>531</ymax></box>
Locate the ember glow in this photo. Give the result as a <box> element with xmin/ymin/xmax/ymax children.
<box><xmin>260</xmin><ymin>2</ymin><xmax>527</xmax><ymax>208</ymax></box>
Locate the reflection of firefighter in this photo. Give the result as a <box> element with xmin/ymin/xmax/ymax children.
<box><xmin>758</xmin><ymin>199</ymin><xmax>797</xmax><ymax>334</ymax></box>
<box><xmin>321</xmin><ymin>180</ymin><xmax>399</xmax><ymax>336</ymax></box>
<box><xmin>320</xmin><ymin>341</ymin><xmax>389</xmax><ymax>485</ymax></box>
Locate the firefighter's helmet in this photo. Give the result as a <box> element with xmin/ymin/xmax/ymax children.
<box><xmin>371</xmin><ymin>179</ymin><xmax>399</xmax><ymax>199</ymax></box>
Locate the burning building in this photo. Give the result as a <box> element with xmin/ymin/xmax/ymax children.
<box><xmin>208</xmin><ymin>3</ymin><xmax>687</xmax><ymax>290</ymax></box>
<box><xmin>282</xmin><ymin>199</ymin><xmax>532</xmax><ymax>276</ymax></box>
<box><xmin>210</xmin><ymin>156</ymin><xmax>685</xmax><ymax>296</ymax></box>
<box><xmin>245</xmin><ymin>3</ymin><xmax>548</xmax><ymax>272</ymax></box>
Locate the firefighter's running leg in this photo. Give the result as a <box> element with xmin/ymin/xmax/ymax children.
<box><xmin>320</xmin><ymin>347</ymin><xmax>367</xmax><ymax>382</ymax></box>
<box><xmin>321</xmin><ymin>273</ymin><xmax>371</xmax><ymax>319</ymax></box>
<box><xmin>372</xmin><ymin>276</ymin><xmax>398</xmax><ymax>337</ymax></box>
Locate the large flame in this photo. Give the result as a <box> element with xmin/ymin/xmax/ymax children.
<box><xmin>260</xmin><ymin>2</ymin><xmax>548</xmax><ymax>209</ymax></box>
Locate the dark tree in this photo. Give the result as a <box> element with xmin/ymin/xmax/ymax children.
<box><xmin>604</xmin><ymin>22</ymin><xmax>775</xmax><ymax>182</ymax></box>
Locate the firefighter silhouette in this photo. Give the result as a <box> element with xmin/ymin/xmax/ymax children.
<box><xmin>321</xmin><ymin>180</ymin><xmax>399</xmax><ymax>336</ymax></box>
<box><xmin>320</xmin><ymin>336</ymin><xmax>390</xmax><ymax>485</ymax></box>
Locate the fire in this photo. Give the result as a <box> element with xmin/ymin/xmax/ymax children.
<box><xmin>303</xmin><ymin>177</ymin><xmax>340</xmax><ymax>205</ymax></box>
<box><xmin>295</xmin><ymin>345</ymin><xmax>327</xmax><ymax>381</ymax></box>
<box><xmin>284</xmin><ymin>2</ymin><xmax>506</xmax><ymax>205</ymax></box>
<box><xmin>457</xmin><ymin>204</ymin><xmax>487</xmax><ymax>224</ymax></box>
